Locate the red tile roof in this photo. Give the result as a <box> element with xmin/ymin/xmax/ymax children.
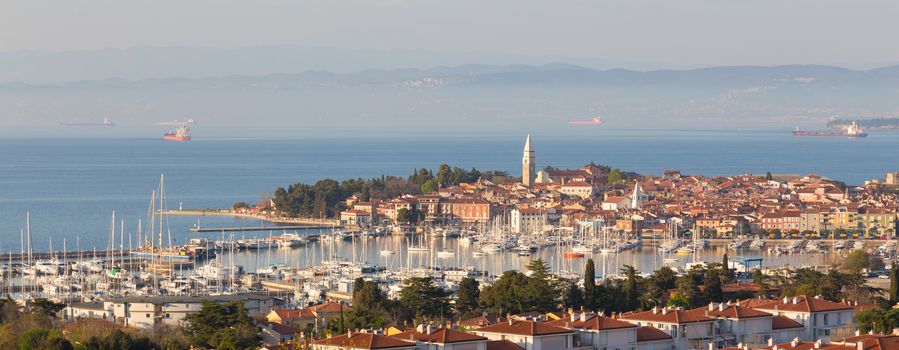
<box><xmin>486</xmin><ymin>340</ymin><xmax>526</xmax><ymax>350</ymax></box>
<box><xmin>476</xmin><ymin>320</ymin><xmax>572</xmax><ymax>336</ymax></box>
<box><xmin>752</xmin><ymin>296</ymin><xmax>854</xmax><ymax>313</ymax></box>
<box><xmin>390</xmin><ymin>328</ymin><xmax>487</xmax><ymax>344</ymax></box>
<box><xmin>690</xmin><ymin>304</ymin><xmax>772</xmax><ymax>319</ymax></box>
<box><xmin>636</xmin><ymin>326</ymin><xmax>673</xmax><ymax>342</ymax></box>
<box><xmin>620</xmin><ymin>307</ymin><xmax>715</xmax><ymax>324</ymax></box>
<box><xmin>314</xmin><ymin>333</ymin><xmax>416</xmax><ymax>349</ymax></box>
<box><xmin>544</xmin><ymin>315</ymin><xmax>637</xmax><ymax>331</ymax></box>
<box><xmin>309</xmin><ymin>301</ymin><xmax>345</xmax><ymax>313</ymax></box>
<box><xmin>272</xmin><ymin>308</ymin><xmax>316</xmax><ymax>320</ymax></box>
<box><xmin>770</xmin><ymin>315</ymin><xmax>804</xmax><ymax>330</ymax></box>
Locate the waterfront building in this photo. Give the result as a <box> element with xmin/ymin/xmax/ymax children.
<box><xmin>67</xmin><ymin>293</ymin><xmax>275</xmax><ymax>330</ymax></box>
<box><xmin>511</xmin><ymin>207</ymin><xmax>548</xmax><ymax>234</ymax></box>
<box><xmin>448</xmin><ymin>198</ymin><xmax>493</xmax><ymax>224</ymax></box>
<box><xmin>858</xmin><ymin>208</ymin><xmax>898</xmax><ymax>236</ymax></box>
<box><xmin>522</xmin><ymin>133</ymin><xmax>535</xmax><ymax>187</ymax></box>
<box><xmin>341</xmin><ymin>209</ymin><xmax>374</xmax><ymax>227</ymax></box>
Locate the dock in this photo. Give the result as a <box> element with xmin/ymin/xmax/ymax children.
<box><xmin>190</xmin><ymin>225</ymin><xmax>332</xmax><ymax>232</ymax></box>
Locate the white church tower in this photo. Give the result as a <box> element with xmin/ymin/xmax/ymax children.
<box><xmin>630</xmin><ymin>181</ymin><xmax>643</xmax><ymax>209</ymax></box>
<box><xmin>522</xmin><ymin>133</ymin><xmax>535</xmax><ymax>187</ymax></box>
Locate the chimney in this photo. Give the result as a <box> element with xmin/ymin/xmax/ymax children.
<box><xmin>893</xmin><ymin>328</ymin><xmax>899</xmax><ymax>335</ymax></box>
<box><xmin>709</xmin><ymin>303</ymin><xmax>715</xmax><ymax>311</ymax></box>
<box><xmin>417</xmin><ymin>324</ymin><xmax>425</xmax><ymax>333</ymax></box>
<box><xmin>855</xmin><ymin>330</ymin><xmax>861</xmax><ymax>336</ymax></box>
<box><xmin>426</xmin><ymin>324</ymin><xmax>432</xmax><ymax>334</ymax></box>
<box><xmin>348</xmin><ymin>330</ymin><xmax>353</xmax><ymax>337</ymax></box>
<box><xmin>580</xmin><ymin>312</ymin><xmax>587</xmax><ymax>322</ymax></box>
<box><xmin>662</xmin><ymin>308</ymin><xmax>669</xmax><ymax>315</ymax></box>
<box><xmin>507</xmin><ymin>313</ymin><xmax>513</xmax><ymax>325</ymax></box>
<box><xmin>858</xmin><ymin>341</ymin><xmax>864</xmax><ymax>350</ymax></box>
<box><xmin>792</xmin><ymin>337</ymin><xmax>800</xmax><ymax>347</ymax></box>
<box><xmin>569</xmin><ymin>307</ymin><xmax>574</xmax><ymax>315</ymax></box>
<box><xmin>768</xmin><ymin>338</ymin><xmax>775</xmax><ymax>346</ymax></box>
<box><xmin>719</xmin><ymin>303</ymin><xmax>725</xmax><ymax>312</ymax></box>
<box><xmin>792</xmin><ymin>297</ymin><xmax>799</xmax><ymax>304</ymax></box>
<box><xmin>709</xmin><ymin>341</ymin><xmax>716</xmax><ymax>350</ymax></box>
<box><xmin>653</xmin><ymin>307</ymin><xmax>659</xmax><ymax>314</ymax></box>
<box><xmin>783</xmin><ymin>296</ymin><xmax>789</xmax><ymax>303</ymax></box>
<box><xmin>571</xmin><ymin>312</ymin><xmax>577</xmax><ymax>322</ymax></box>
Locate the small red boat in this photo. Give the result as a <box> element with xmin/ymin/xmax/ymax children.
<box><xmin>563</xmin><ymin>252</ymin><xmax>585</xmax><ymax>259</ymax></box>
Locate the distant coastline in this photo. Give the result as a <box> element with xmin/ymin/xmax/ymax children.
<box><xmin>828</xmin><ymin>117</ymin><xmax>899</xmax><ymax>130</ymax></box>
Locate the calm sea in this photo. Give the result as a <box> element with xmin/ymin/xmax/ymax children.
<box><xmin>1</xmin><ymin>130</ymin><xmax>897</xmax><ymax>253</ymax></box>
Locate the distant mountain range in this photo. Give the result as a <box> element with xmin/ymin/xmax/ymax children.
<box><xmin>2</xmin><ymin>60</ymin><xmax>899</xmax><ymax>137</ymax></box>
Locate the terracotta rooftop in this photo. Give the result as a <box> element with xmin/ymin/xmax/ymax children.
<box><xmin>486</xmin><ymin>339</ymin><xmax>526</xmax><ymax>350</ymax></box>
<box><xmin>690</xmin><ymin>303</ymin><xmax>772</xmax><ymax>319</ymax></box>
<box><xmin>390</xmin><ymin>328</ymin><xmax>487</xmax><ymax>344</ymax></box>
<box><xmin>636</xmin><ymin>326</ymin><xmax>673</xmax><ymax>342</ymax></box>
<box><xmin>770</xmin><ymin>315</ymin><xmax>804</xmax><ymax>330</ymax></box>
<box><xmin>309</xmin><ymin>300</ymin><xmax>345</xmax><ymax>313</ymax></box>
<box><xmin>314</xmin><ymin>333</ymin><xmax>416</xmax><ymax>349</ymax></box>
<box><xmin>620</xmin><ymin>307</ymin><xmax>715</xmax><ymax>324</ymax></box>
<box><xmin>272</xmin><ymin>308</ymin><xmax>316</xmax><ymax>320</ymax></box>
<box><xmin>476</xmin><ymin>320</ymin><xmax>572</xmax><ymax>336</ymax></box>
<box><xmin>544</xmin><ymin>315</ymin><xmax>637</xmax><ymax>331</ymax></box>
<box><xmin>752</xmin><ymin>296</ymin><xmax>854</xmax><ymax>313</ymax></box>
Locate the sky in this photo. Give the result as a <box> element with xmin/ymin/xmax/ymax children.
<box><xmin>2</xmin><ymin>0</ymin><xmax>899</xmax><ymax>69</ymax></box>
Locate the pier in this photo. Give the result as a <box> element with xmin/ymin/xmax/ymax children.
<box><xmin>189</xmin><ymin>225</ymin><xmax>332</xmax><ymax>232</ymax></box>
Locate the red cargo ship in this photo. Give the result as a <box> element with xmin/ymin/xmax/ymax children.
<box><xmin>163</xmin><ymin>126</ymin><xmax>191</xmax><ymax>141</ymax></box>
<box><xmin>793</xmin><ymin>122</ymin><xmax>867</xmax><ymax>138</ymax></box>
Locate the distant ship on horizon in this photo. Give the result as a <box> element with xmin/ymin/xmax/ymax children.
<box><xmin>793</xmin><ymin>121</ymin><xmax>867</xmax><ymax>138</ymax></box>
<box><xmin>60</xmin><ymin>117</ymin><xmax>115</xmax><ymax>127</ymax></box>
<box><xmin>164</xmin><ymin>126</ymin><xmax>191</xmax><ymax>141</ymax></box>
<box><xmin>569</xmin><ymin>116</ymin><xmax>602</xmax><ymax>126</ymax></box>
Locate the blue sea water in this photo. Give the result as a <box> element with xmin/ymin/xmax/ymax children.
<box><xmin>1</xmin><ymin>129</ymin><xmax>897</xmax><ymax>252</ymax></box>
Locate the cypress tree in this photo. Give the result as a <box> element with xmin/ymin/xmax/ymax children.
<box><xmin>584</xmin><ymin>259</ymin><xmax>597</xmax><ymax>310</ymax></box>
<box><xmin>890</xmin><ymin>264</ymin><xmax>899</xmax><ymax>305</ymax></box>
<box><xmin>722</xmin><ymin>253</ymin><xmax>733</xmax><ymax>282</ymax></box>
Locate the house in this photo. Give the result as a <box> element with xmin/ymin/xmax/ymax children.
<box><xmin>313</xmin><ymin>331</ymin><xmax>418</xmax><ymax>350</ymax></box>
<box><xmin>72</xmin><ymin>293</ymin><xmax>275</xmax><ymax>330</ymax></box>
<box><xmin>544</xmin><ymin>311</ymin><xmax>639</xmax><ymax>349</ymax></box>
<box><xmin>341</xmin><ymin>209</ymin><xmax>373</xmax><ymax>227</ymax></box>
<box><xmin>693</xmin><ymin>302</ymin><xmax>774</xmax><ymax>347</ymax></box>
<box><xmin>560</xmin><ymin>181</ymin><xmax>596</xmax><ymax>199</ymax></box>
<box><xmin>266</xmin><ymin>308</ymin><xmax>318</xmax><ymax>330</ymax></box>
<box><xmin>511</xmin><ymin>208</ymin><xmax>547</xmax><ymax>234</ymax></box>
<box><xmin>461</xmin><ymin>314</ymin><xmax>508</xmax><ymax>329</ymax></box>
<box><xmin>260</xmin><ymin>322</ymin><xmax>298</xmax><ymax>346</ymax></box>
<box><xmin>602</xmin><ymin>197</ymin><xmax>630</xmax><ymax>211</ymax></box>
<box><xmin>390</xmin><ymin>325</ymin><xmax>489</xmax><ymax>350</ymax></box>
<box><xmin>750</xmin><ymin>296</ymin><xmax>855</xmax><ymax>342</ymax></box>
<box><xmin>636</xmin><ymin>326</ymin><xmax>674</xmax><ymax>350</ymax></box>
<box><xmin>472</xmin><ymin>319</ymin><xmax>576</xmax><ymax>350</ymax></box>
<box><xmin>619</xmin><ymin>306</ymin><xmax>717</xmax><ymax>350</ymax></box>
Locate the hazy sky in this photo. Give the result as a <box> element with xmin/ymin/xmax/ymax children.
<box><xmin>2</xmin><ymin>0</ymin><xmax>899</xmax><ymax>68</ymax></box>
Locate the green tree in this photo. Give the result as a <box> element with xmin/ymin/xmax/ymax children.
<box><xmin>721</xmin><ymin>254</ymin><xmax>734</xmax><ymax>282</ymax></box>
<box><xmin>480</xmin><ymin>271</ymin><xmax>532</xmax><ymax>314</ymax></box>
<box><xmin>29</xmin><ymin>298</ymin><xmax>65</xmax><ymax>317</ymax></box>
<box><xmin>455</xmin><ymin>277</ymin><xmax>481</xmax><ymax>318</ymax></box>
<box><xmin>891</xmin><ymin>264</ymin><xmax>899</xmax><ymax>305</ymax></box>
<box><xmin>676</xmin><ymin>275</ymin><xmax>701</xmax><ymax>308</ymax></box>
<box><xmin>608</xmin><ymin>169</ymin><xmax>626</xmax><ymax>187</ymax></box>
<box><xmin>185</xmin><ymin>301</ymin><xmax>260</xmax><ymax>350</ymax></box>
<box><xmin>620</xmin><ymin>265</ymin><xmax>641</xmax><ymax>311</ymax></box>
<box><xmin>420</xmin><ymin>179</ymin><xmax>438</xmax><ymax>193</ymax></box>
<box><xmin>845</xmin><ymin>250</ymin><xmax>872</xmax><ymax>273</ymax></box>
<box><xmin>666</xmin><ymin>293</ymin><xmax>691</xmax><ymax>308</ymax></box>
<box><xmin>399</xmin><ymin>277</ymin><xmax>450</xmax><ymax>322</ymax></box>
<box><xmin>559</xmin><ymin>279</ymin><xmax>584</xmax><ymax>310</ymax></box>
<box><xmin>524</xmin><ymin>259</ymin><xmax>558</xmax><ymax>311</ymax></box>
<box><xmin>584</xmin><ymin>259</ymin><xmax>597</xmax><ymax>310</ymax></box>
<box><xmin>705</xmin><ymin>269</ymin><xmax>723</xmax><ymax>303</ymax></box>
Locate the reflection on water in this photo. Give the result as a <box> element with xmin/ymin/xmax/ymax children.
<box><xmin>217</xmin><ymin>235</ymin><xmax>835</xmax><ymax>277</ymax></box>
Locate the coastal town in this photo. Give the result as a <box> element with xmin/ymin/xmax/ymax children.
<box><xmin>4</xmin><ymin>134</ymin><xmax>899</xmax><ymax>349</ymax></box>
